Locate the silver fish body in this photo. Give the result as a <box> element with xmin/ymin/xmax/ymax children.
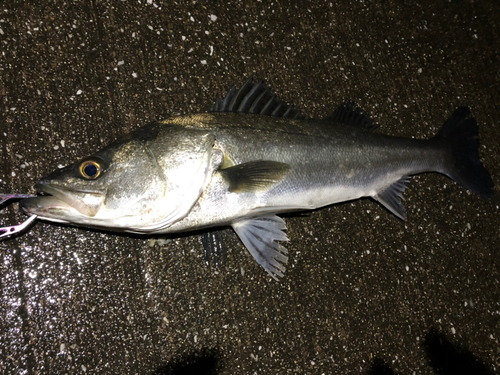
<box><xmin>19</xmin><ymin>78</ymin><xmax>493</xmax><ymax>279</ymax></box>
<box><xmin>164</xmin><ymin>113</ymin><xmax>447</xmax><ymax>232</ymax></box>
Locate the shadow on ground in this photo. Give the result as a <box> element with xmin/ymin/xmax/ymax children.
<box><xmin>365</xmin><ymin>328</ymin><xmax>495</xmax><ymax>375</ymax></box>
<box><xmin>151</xmin><ymin>348</ymin><xmax>219</xmax><ymax>375</ymax></box>
<box><xmin>149</xmin><ymin>328</ymin><xmax>495</xmax><ymax>375</ymax></box>
<box><xmin>421</xmin><ymin>328</ymin><xmax>495</xmax><ymax>375</ymax></box>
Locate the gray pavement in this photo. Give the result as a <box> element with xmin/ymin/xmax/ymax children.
<box><xmin>1</xmin><ymin>1</ymin><xmax>499</xmax><ymax>374</ymax></box>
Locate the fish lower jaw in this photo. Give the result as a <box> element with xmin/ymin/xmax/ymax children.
<box><xmin>35</xmin><ymin>216</ymin><xmax>71</xmax><ymax>225</ymax></box>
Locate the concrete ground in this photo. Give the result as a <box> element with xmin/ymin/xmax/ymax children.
<box><xmin>1</xmin><ymin>1</ymin><xmax>499</xmax><ymax>374</ymax></box>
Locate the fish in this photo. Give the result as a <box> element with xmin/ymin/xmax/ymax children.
<box><xmin>2</xmin><ymin>77</ymin><xmax>494</xmax><ymax>279</ymax></box>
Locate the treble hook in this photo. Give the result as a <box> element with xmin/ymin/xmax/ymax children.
<box><xmin>0</xmin><ymin>194</ymin><xmax>38</xmax><ymax>240</ymax></box>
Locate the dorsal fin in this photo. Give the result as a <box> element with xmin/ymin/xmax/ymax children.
<box><xmin>323</xmin><ymin>101</ymin><xmax>378</xmax><ymax>130</ymax></box>
<box><xmin>211</xmin><ymin>76</ymin><xmax>310</xmax><ymax>120</ymax></box>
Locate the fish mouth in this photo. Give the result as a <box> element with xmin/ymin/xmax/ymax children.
<box><xmin>20</xmin><ymin>183</ymin><xmax>105</xmax><ymax>219</ymax></box>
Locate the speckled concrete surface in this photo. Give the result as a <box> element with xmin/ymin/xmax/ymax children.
<box><xmin>1</xmin><ymin>1</ymin><xmax>499</xmax><ymax>374</ymax></box>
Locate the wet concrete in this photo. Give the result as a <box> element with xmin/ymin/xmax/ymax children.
<box><xmin>1</xmin><ymin>1</ymin><xmax>499</xmax><ymax>374</ymax></box>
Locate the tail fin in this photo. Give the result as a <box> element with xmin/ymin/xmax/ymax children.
<box><xmin>435</xmin><ymin>107</ymin><xmax>493</xmax><ymax>197</ymax></box>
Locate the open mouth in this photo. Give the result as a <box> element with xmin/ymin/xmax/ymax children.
<box><xmin>26</xmin><ymin>183</ymin><xmax>106</xmax><ymax>217</ymax></box>
<box><xmin>35</xmin><ymin>183</ymin><xmax>71</xmax><ymax>202</ymax></box>
<box><xmin>35</xmin><ymin>182</ymin><xmax>104</xmax><ymax>198</ymax></box>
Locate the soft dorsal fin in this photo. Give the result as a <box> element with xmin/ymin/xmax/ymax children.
<box><xmin>210</xmin><ymin>76</ymin><xmax>310</xmax><ymax>120</ymax></box>
<box><xmin>323</xmin><ymin>101</ymin><xmax>378</xmax><ymax>130</ymax></box>
<box><xmin>372</xmin><ymin>176</ymin><xmax>411</xmax><ymax>221</ymax></box>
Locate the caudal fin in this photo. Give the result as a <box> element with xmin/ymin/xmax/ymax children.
<box><xmin>435</xmin><ymin>107</ymin><xmax>494</xmax><ymax>197</ymax></box>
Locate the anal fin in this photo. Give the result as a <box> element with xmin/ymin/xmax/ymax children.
<box><xmin>232</xmin><ymin>215</ymin><xmax>289</xmax><ymax>280</ymax></box>
<box><xmin>373</xmin><ymin>176</ymin><xmax>411</xmax><ymax>221</ymax></box>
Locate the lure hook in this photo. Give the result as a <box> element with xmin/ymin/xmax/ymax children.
<box><xmin>0</xmin><ymin>194</ymin><xmax>38</xmax><ymax>240</ymax></box>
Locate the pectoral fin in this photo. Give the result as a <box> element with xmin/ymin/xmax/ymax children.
<box><xmin>373</xmin><ymin>176</ymin><xmax>410</xmax><ymax>221</ymax></box>
<box><xmin>219</xmin><ymin>160</ymin><xmax>291</xmax><ymax>193</ymax></box>
<box><xmin>232</xmin><ymin>215</ymin><xmax>289</xmax><ymax>280</ymax></box>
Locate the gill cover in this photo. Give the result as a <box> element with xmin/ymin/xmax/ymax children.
<box><xmin>103</xmin><ymin>124</ymin><xmax>217</xmax><ymax>232</ymax></box>
<box><xmin>134</xmin><ymin>126</ymin><xmax>216</xmax><ymax>232</ymax></box>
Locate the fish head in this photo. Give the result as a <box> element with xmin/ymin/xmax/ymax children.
<box><xmin>20</xmin><ymin>124</ymin><xmax>216</xmax><ymax>232</ymax></box>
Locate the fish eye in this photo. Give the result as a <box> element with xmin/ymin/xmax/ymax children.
<box><xmin>79</xmin><ymin>160</ymin><xmax>102</xmax><ymax>179</ymax></box>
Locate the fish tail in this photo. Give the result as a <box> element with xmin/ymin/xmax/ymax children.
<box><xmin>434</xmin><ymin>107</ymin><xmax>493</xmax><ymax>197</ymax></box>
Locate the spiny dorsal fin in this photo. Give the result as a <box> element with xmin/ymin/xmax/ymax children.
<box><xmin>211</xmin><ymin>76</ymin><xmax>310</xmax><ymax>120</ymax></box>
<box><xmin>372</xmin><ymin>176</ymin><xmax>411</xmax><ymax>221</ymax></box>
<box><xmin>219</xmin><ymin>160</ymin><xmax>291</xmax><ymax>193</ymax></box>
<box><xmin>323</xmin><ymin>101</ymin><xmax>378</xmax><ymax>130</ymax></box>
<box><xmin>232</xmin><ymin>215</ymin><xmax>289</xmax><ymax>280</ymax></box>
